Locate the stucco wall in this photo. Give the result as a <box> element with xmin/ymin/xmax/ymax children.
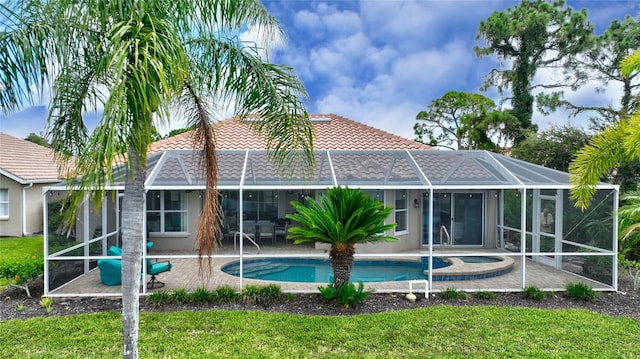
<box><xmin>0</xmin><ymin>174</ymin><xmax>23</xmax><ymax>237</ymax></box>
<box><xmin>0</xmin><ymin>175</ymin><xmax>58</xmax><ymax>237</ymax></box>
<box><xmin>23</xmin><ymin>184</ymin><xmax>48</xmax><ymax>235</ymax></box>
<box><xmin>355</xmin><ymin>189</ymin><xmax>424</xmax><ymax>254</ymax></box>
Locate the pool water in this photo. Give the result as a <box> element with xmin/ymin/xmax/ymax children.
<box><xmin>459</xmin><ymin>256</ymin><xmax>502</xmax><ymax>263</ymax></box>
<box><xmin>222</xmin><ymin>258</ymin><xmax>452</xmax><ymax>283</ymax></box>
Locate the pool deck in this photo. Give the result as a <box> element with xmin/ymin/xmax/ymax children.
<box><xmin>47</xmin><ymin>243</ymin><xmax>613</xmax><ymax>297</ymax></box>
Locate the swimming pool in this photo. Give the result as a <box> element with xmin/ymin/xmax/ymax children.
<box><xmin>222</xmin><ymin>259</ymin><xmax>441</xmax><ymax>283</ymax></box>
<box><xmin>221</xmin><ymin>256</ymin><xmax>512</xmax><ymax>283</ymax></box>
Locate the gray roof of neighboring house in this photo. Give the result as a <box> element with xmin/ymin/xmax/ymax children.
<box><xmin>0</xmin><ymin>132</ymin><xmax>63</xmax><ymax>184</ymax></box>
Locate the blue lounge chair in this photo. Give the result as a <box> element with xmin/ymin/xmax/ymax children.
<box><xmin>97</xmin><ymin>258</ymin><xmax>122</xmax><ymax>286</ymax></box>
<box><xmin>97</xmin><ymin>243</ymin><xmax>171</xmax><ymax>288</ymax></box>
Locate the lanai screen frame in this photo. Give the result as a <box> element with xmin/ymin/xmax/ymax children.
<box><xmin>43</xmin><ymin>149</ymin><xmax>619</xmax><ymax>296</ymax></box>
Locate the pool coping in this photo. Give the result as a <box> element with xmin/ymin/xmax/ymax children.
<box><xmin>424</xmin><ymin>256</ymin><xmax>514</xmax><ymax>280</ymax></box>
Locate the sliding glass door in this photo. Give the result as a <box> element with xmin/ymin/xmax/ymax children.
<box><xmin>424</xmin><ymin>192</ymin><xmax>484</xmax><ymax>246</ymax></box>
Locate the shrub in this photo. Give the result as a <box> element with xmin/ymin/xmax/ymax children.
<box><xmin>213</xmin><ymin>285</ymin><xmax>238</xmax><ymax>303</ymax></box>
<box><xmin>523</xmin><ymin>286</ymin><xmax>544</xmax><ymax>300</ymax></box>
<box><xmin>475</xmin><ymin>291</ymin><xmax>497</xmax><ymax>300</ymax></box>
<box><xmin>0</xmin><ymin>255</ymin><xmax>44</xmax><ymax>296</ymax></box>
<box><xmin>169</xmin><ymin>289</ymin><xmax>189</xmax><ymax>305</ymax></box>
<box><xmin>318</xmin><ymin>282</ymin><xmax>373</xmax><ymax>308</ymax></box>
<box><xmin>619</xmin><ymin>255</ymin><xmax>640</xmax><ymax>290</ymax></box>
<box><xmin>147</xmin><ymin>291</ymin><xmax>170</xmax><ymax>307</ymax></box>
<box><xmin>39</xmin><ymin>297</ymin><xmax>54</xmax><ymax>313</ymax></box>
<box><xmin>191</xmin><ymin>287</ymin><xmax>213</xmax><ymax>304</ymax></box>
<box><xmin>565</xmin><ymin>282</ymin><xmax>597</xmax><ymax>302</ymax></box>
<box><xmin>241</xmin><ymin>284</ymin><xmax>287</xmax><ymax>306</ymax></box>
<box><xmin>440</xmin><ymin>287</ymin><xmax>467</xmax><ymax>300</ymax></box>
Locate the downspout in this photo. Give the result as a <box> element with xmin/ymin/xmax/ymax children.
<box><xmin>22</xmin><ymin>182</ymin><xmax>34</xmax><ymax>236</ymax></box>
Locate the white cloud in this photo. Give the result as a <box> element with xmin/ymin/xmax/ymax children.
<box><xmin>293</xmin><ymin>10</ymin><xmax>322</xmax><ymax>31</ymax></box>
<box><xmin>309</xmin><ymin>46</ymin><xmax>350</xmax><ymax>76</ymax></box>
<box><xmin>321</xmin><ymin>9</ymin><xmax>362</xmax><ymax>36</ymax></box>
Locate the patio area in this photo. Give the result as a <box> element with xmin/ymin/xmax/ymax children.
<box><xmin>47</xmin><ymin>245</ymin><xmax>609</xmax><ymax>297</ymax></box>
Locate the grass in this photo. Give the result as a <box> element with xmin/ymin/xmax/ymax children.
<box><xmin>0</xmin><ymin>236</ymin><xmax>43</xmax><ymax>290</ymax></box>
<box><xmin>1</xmin><ymin>307</ymin><xmax>638</xmax><ymax>358</ymax></box>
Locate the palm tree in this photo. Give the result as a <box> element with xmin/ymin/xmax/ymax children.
<box><xmin>1</xmin><ymin>1</ymin><xmax>314</xmax><ymax>358</ymax></box>
<box><xmin>618</xmin><ymin>191</ymin><xmax>640</xmax><ymax>261</ymax></box>
<box><xmin>569</xmin><ymin>49</ymin><xmax>640</xmax><ymax>209</ymax></box>
<box><xmin>287</xmin><ymin>187</ymin><xmax>398</xmax><ymax>288</ymax></box>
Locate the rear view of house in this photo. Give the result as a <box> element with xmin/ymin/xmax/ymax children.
<box><xmin>42</xmin><ymin>115</ymin><xmax>619</xmax><ymax>296</ymax></box>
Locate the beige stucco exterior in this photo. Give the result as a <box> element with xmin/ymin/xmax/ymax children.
<box><xmin>0</xmin><ymin>173</ymin><xmax>56</xmax><ymax>237</ymax></box>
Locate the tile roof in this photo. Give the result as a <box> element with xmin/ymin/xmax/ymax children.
<box><xmin>149</xmin><ymin>114</ymin><xmax>432</xmax><ymax>154</ymax></box>
<box><xmin>0</xmin><ymin>132</ymin><xmax>62</xmax><ymax>183</ymax></box>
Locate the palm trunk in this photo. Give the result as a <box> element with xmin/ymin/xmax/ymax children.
<box><xmin>122</xmin><ymin>152</ymin><xmax>146</xmax><ymax>359</ymax></box>
<box><xmin>329</xmin><ymin>245</ymin><xmax>355</xmax><ymax>288</ymax></box>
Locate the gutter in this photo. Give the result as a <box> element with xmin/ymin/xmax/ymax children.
<box><xmin>22</xmin><ymin>182</ymin><xmax>33</xmax><ymax>236</ymax></box>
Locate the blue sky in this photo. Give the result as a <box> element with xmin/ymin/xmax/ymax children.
<box><xmin>1</xmin><ymin>0</ymin><xmax>639</xmax><ymax>141</ymax></box>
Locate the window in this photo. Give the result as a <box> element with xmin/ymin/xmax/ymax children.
<box><xmin>242</xmin><ymin>191</ymin><xmax>278</xmax><ymax>222</ymax></box>
<box><xmin>0</xmin><ymin>189</ymin><xmax>8</xmax><ymax>219</ymax></box>
<box><xmin>146</xmin><ymin>191</ymin><xmax>188</xmax><ymax>233</ymax></box>
<box><xmin>364</xmin><ymin>190</ymin><xmax>386</xmax><ymax>235</ymax></box>
<box><xmin>394</xmin><ymin>189</ymin><xmax>407</xmax><ymax>233</ymax></box>
<box><xmin>363</xmin><ymin>189</ymin><xmax>384</xmax><ymax>203</ymax></box>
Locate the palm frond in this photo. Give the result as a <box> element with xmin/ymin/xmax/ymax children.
<box><xmin>0</xmin><ymin>2</ymin><xmax>55</xmax><ymax>112</ymax></box>
<box><xmin>180</xmin><ymin>81</ymin><xmax>220</xmax><ymax>274</ymax></box>
<box><xmin>287</xmin><ymin>187</ymin><xmax>398</xmax><ymax>247</ymax></box>
<box><xmin>620</xmin><ymin>49</ymin><xmax>640</xmax><ymax>76</ymax></box>
<box><xmin>185</xmin><ymin>37</ymin><xmax>314</xmax><ymax>178</ymax></box>
<box><xmin>569</xmin><ymin>121</ymin><xmax>627</xmax><ymax>209</ymax></box>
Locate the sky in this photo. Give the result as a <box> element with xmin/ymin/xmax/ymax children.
<box><xmin>1</xmin><ymin>0</ymin><xmax>639</xmax><ymax>142</ymax></box>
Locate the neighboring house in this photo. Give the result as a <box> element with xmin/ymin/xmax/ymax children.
<box><xmin>0</xmin><ymin>133</ymin><xmax>63</xmax><ymax>237</ymax></box>
<box><xmin>43</xmin><ymin>114</ymin><xmax>619</xmax><ymax>295</ymax></box>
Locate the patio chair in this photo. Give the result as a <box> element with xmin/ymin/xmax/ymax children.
<box><xmin>97</xmin><ymin>258</ymin><xmax>122</xmax><ymax>286</ymax></box>
<box><xmin>97</xmin><ymin>245</ymin><xmax>124</xmax><ymax>285</ymax></box>
<box><xmin>274</xmin><ymin>218</ymin><xmax>289</xmax><ymax>243</ymax></box>
<box><xmin>145</xmin><ymin>242</ymin><xmax>172</xmax><ymax>289</ymax></box>
<box><xmin>257</xmin><ymin>221</ymin><xmax>275</xmax><ymax>244</ymax></box>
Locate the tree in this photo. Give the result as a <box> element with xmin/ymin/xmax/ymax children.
<box><xmin>474</xmin><ymin>0</ymin><xmax>594</xmax><ymax>145</ymax></box>
<box><xmin>414</xmin><ymin>91</ymin><xmax>517</xmax><ymax>151</ymax></box>
<box><xmin>570</xmin><ymin>50</ymin><xmax>640</xmax><ymax>209</ymax></box>
<box><xmin>537</xmin><ymin>15</ymin><xmax>640</xmax><ymax>129</ymax></box>
<box><xmin>463</xmin><ymin>110</ymin><xmax>519</xmax><ymax>152</ymax></box>
<box><xmin>164</xmin><ymin>125</ymin><xmax>196</xmax><ymax>139</ymax></box>
<box><xmin>512</xmin><ymin>125</ymin><xmax>590</xmax><ymax>172</ymax></box>
<box><xmin>24</xmin><ymin>132</ymin><xmax>49</xmax><ymax>147</ymax></box>
<box><xmin>286</xmin><ymin>187</ymin><xmax>397</xmax><ymax>288</ymax></box>
<box><xmin>1</xmin><ymin>1</ymin><xmax>314</xmax><ymax>358</ymax></box>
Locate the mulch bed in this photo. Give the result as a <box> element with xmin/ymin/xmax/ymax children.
<box><xmin>1</xmin><ymin>278</ymin><xmax>638</xmax><ymax>321</ymax></box>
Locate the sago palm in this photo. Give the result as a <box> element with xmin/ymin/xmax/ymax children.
<box><xmin>1</xmin><ymin>1</ymin><xmax>314</xmax><ymax>358</ymax></box>
<box><xmin>287</xmin><ymin>186</ymin><xmax>397</xmax><ymax>288</ymax></box>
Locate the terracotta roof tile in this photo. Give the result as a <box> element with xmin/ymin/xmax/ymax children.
<box><xmin>149</xmin><ymin>114</ymin><xmax>432</xmax><ymax>154</ymax></box>
<box><xmin>0</xmin><ymin>132</ymin><xmax>62</xmax><ymax>182</ymax></box>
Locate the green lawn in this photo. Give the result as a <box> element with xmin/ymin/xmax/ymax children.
<box><xmin>0</xmin><ymin>236</ymin><xmax>43</xmax><ymax>290</ymax></box>
<box><xmin>1</xmin><ymin>306</ymin><xmax>638</xmax><ymax>358</ymax></box>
